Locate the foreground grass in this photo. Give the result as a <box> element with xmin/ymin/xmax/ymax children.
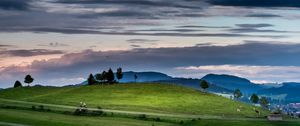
<box><xmin>0</xmin><ymin>108</ymin><xmax>299</xmax><ymax>126</ymax></box>
<box><xmin>0</xmin><ymin>108</ymin><xmax>178</xmax><ymax>126</ymax></box>
<box><xmin>185</xmin><ymin>119</ymin><xmax>300</xmax><ymax>126</ymax></box>
<box><xmin>0</xmin><ymin>83</ymin><xmax>267</xmax><ymax>117</ymax></box>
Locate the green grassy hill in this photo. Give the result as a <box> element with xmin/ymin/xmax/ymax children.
<box><xmin>0</xmin><ymin>83</ymin><xmax>267</xmax><ymax>117</ymax></box>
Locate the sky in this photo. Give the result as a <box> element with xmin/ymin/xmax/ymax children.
<box><xmin>1</xmin><ymin>0</ymin><xmax>300</xmax><ymax>88</ymax></box>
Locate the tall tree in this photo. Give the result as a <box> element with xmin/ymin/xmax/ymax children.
<box><xmin>116</xmin><ymin>67</ymin><xmax>123</xmax><ymax>82</ymax></box>
<box><xmin>233</xmin><ymin>89</ymin><xmax>243</xmax><ymax>100</ymax></box>
<box><xmin>95</xmin><ymin>73</ymin><xmax>104</xmax><ymax>83</ymax></box>
<box><xmin>87</xmin><ymin>74</ymin><xmax>96</xmax><ymax>85</ymax></box>
<box><xmin>134</xmin><ymin>74</ymin><xmax>138</xmax><ymax>83</ymax></box>
<box><xmin>24</xmin><ymin>74</ymin><xmax>34</xmax><ymax>87</ymax></box>
<box><xmin>259</xmin><ymin>97</ymin><xmax>269</xmax><ymax>110</ymax></box>
<box><xmin>107</xmin><ymin>68</ymin><xmax>115</xmax><ymax>84</ymax></box>
<box><xmin>250</xmin><ymin>94</ymin><xmax>259</xmax><ymax>104</ymax></box>
<box><xmin>200</xmin><ymin>80</ymin><xmax>209</xmax><ymax>92</ymax></box>
<box><xmin>14</xmin><ymin>80</ymin><xmax>22</xmax><ymax>88</ymax></box>
<box><xmin>101</xmin><ymin>71</ymin><xmax>107</xmax><ymax>83</ymax></box>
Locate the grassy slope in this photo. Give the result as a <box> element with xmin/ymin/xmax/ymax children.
<box><xmin>0</xmin><ymin>83</ymin><xmax>267</xmax><ymax>117</ymax></box>
<box><xmin>184</xmin><ymin>119</ymin><xmax>300</xmax><ymax>126</ymax></box>
<box><xmin>0</xmin><ymin>108</ymin><xmax>177</xmax><ymax>126</ymax></box>
<box><xmin>0</xmin><ymin>109</ymin><xmax>299</xmax><ymax>126</ymax></box>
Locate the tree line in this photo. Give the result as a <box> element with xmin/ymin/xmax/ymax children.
<box><xmin>87</xmin><ymin>67</ymin><xmax>125</xmax><ymax>85</ymax></box>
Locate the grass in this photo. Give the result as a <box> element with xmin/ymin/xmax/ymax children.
<box><xmin>0</xmin><ymin>108</ymin><xmax>299</xmax><ymax>126</ymax></box>
<box><xmin>184</xmin><ymin>119</ymin><xmax>300</xmax><ymax>126</ymax></box>
<box><xmin>0</xmin><ymin>108</ymin><xmax>178</xmax><ymax>126</ymax></box>
<box><xmin>0</xmin><ymin>83</ymin><xmax>267</xmax><ymax>117</ymax></box>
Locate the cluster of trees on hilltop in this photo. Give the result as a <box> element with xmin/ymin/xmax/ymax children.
<box><xmin>87</xmin><ymin>67</ymin><xmax>124</xmax><ymax>85</ymax></box>
<box><xmin>13</xmin><ymin>74</ymin><xmax>34</xmax><ymax>88</ymax></box>
<box><xmin>200</xmin><ymin>80</ymin><xmax>269</xmax><ymax>110</ymax></box>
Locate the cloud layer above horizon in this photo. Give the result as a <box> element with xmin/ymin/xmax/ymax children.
<box><xmin>1</xmin><ymin>0</ymin><xmax>300</xmax><ymax>87</ymax></box>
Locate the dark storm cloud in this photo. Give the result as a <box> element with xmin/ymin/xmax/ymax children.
<box><xmin>76</xmin><ymin>10</ymin><xmax>157</xmax><ymax>19</ymax></box>
<box><xmin>0</xmin><ymin>0</ymin><xmax>31</xmax><ymax>10</ymax></box>
<box><xmin>0</xmin><ymin>0</ymin><xmax>295</xmax><ymax>36</ymax></box>
<box><xmin>209</xmin><ymin>0</ymin><xmax>300</xmax><ymax>8</ymax></box>
<box><xmin>0</xmin><ymin>49</ymin><xmax>64</xmax><ymax>57</ymax></box>
<box><xmin>55</xmin><ymin>0</ymin><xmax>203</xmax><ymax>9</ymax></box>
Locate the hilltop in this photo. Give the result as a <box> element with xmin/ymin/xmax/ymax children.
<box><xmin>0</xmin><ymin>83</ymin><xmax>266</xmax><ymax>117</ymax></box>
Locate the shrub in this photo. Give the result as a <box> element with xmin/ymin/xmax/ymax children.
<box><xmin>138</xmin><ymin>114</ymin><xmax>147</xmax><ymax>119</ymax></box>
<box><xmin>74</xmin><ymin>108</ymin><xmax>88</xmax><ymax>115</ymax></box>
<box><xmin>154</xmin><ymin>117</ymin><xmax>161</xmax><ymax>122</ymax></box>
<box><xmin>179</xmin><ymin>120</ymin><xmax>184</xmax><ymax>124</ymax></box>
<box><xmin>91</xmin><ymin>110</ymin><xmax>104</xmax><ymax>116</ymax></box>
<box><xmin>38</xmin><ymin>105</ymin><xmax>44</xmax><ymax>111</ymax></box>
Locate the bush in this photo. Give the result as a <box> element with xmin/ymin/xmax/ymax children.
<box><xmin>138</xmin><ymin>114</ymin><xmax>147</xmax><ymax>119</ymax></box>
<box><xmin>74</xmin><ymin>108</ymin><xmax>88</xmax><ymax>115</ymax></box>
<box><xmin>38</xmin><ymin>105</ymin><xmax>44</xmax><ymax>111</ymax></box>
<box><xmin>32</xmin><ymin>106</ymin><xmax>36</xmax><ymax>110</ymax></box>
<box><xmin>91</xmin><ymin>110</ymin><xmax>104</xmax><ymax>116</ymax></box>
<box><xmin>154</xmin><ymin>117</ymin><xmax>161</xmax><ymax>122</ymax></box>
<box><xmin>179</xmin><ymin>120</ymin><xmax>184</xmax><ymax>124</ymax></box>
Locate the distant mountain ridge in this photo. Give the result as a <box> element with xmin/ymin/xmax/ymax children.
<box><xmin>258</xmin><ymin>82</ymin><xmax>300</xmax><ymax>103</ymax></box>
<box><xmin>200</xmin><ymin>74</ymin><xmax>266</xmax><ymax>95</ymax></box>
<box><xmin>80</xmin><ymin>71</ymin><xmax>300</xmax><ymax>104</ymax></box>
<box><xmin>119</xmin><ymin>71</ymin><xmax>173</xmax><ymax>82</ymax></box>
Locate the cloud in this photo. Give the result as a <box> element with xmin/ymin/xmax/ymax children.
<box><xmin>0</xmin><ymin>0</ymin><xmax>32</xmax><ymax>10</ymax></box>
<box><xmin>0</xmin><ymin>44</ymin><xmax>15</xmax><ymax>48</ymax></box>
<box><xmin>177</xmin><ymin>25</ymin><xmax>231</xmax><ymax>29</ymax></box>
<box><xmin>1</xmin><ymin>42</ymin><xmax>300</xmax><ymax>87</ymax></box>
<box><xmin>38</xmin><ymin>42</ymin><xmax>69</xmax><ymax>47</ymax></box>
<box><xmin>0</xmin><ymin>0</ymin><xmax>297</xmax><ymax>38</ymax></box>
<box><xmin>227</xmin><ymin>23</ymin><xmax>291</xmax><ymax>33</ymax></box>
<box><xmin>209</xmin><ymin>0</ymin><xmax>300</xmax><ymax>8</ymax></box>
<box><xmin>128</xmin><ymin>28</ymin><xmax>205</xmax><ymax>32</ymax></box>
<box><xmin>126</xmin><ymin>39</ymin><xmax>158</xmax><ymax>43</ymax></box>
<box><xmin>236</xmin><ymin>23</ymin><xmax>274</xmax><ymax>28</ymax></box>
<box><xmin>0</xmin><ymin>49</ymin><xmax>64</xmax><ymax>57</ymax></box>
<box><xmin>228</xmin><ymin>28</ymin><xmax>288</xmax><ymax>33</ymax></box>
<box><xmin>245</xmin><ymin>14</ymin><xmax>282</xmax><ymax>18</ymax></box>
<box><xmin>0</xmin><ymin>27</ymin><xmax>284</xmax><ymax>38</ymax></box>
<box><xmin>130</xmin><ymin>44</ymin><xmax>142</xmax><ymax>48</ymax></box>
<box><xmin>55</xmin><ymin>0</ymin><xmax>204</xmax><ymax>9</ymax></box>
